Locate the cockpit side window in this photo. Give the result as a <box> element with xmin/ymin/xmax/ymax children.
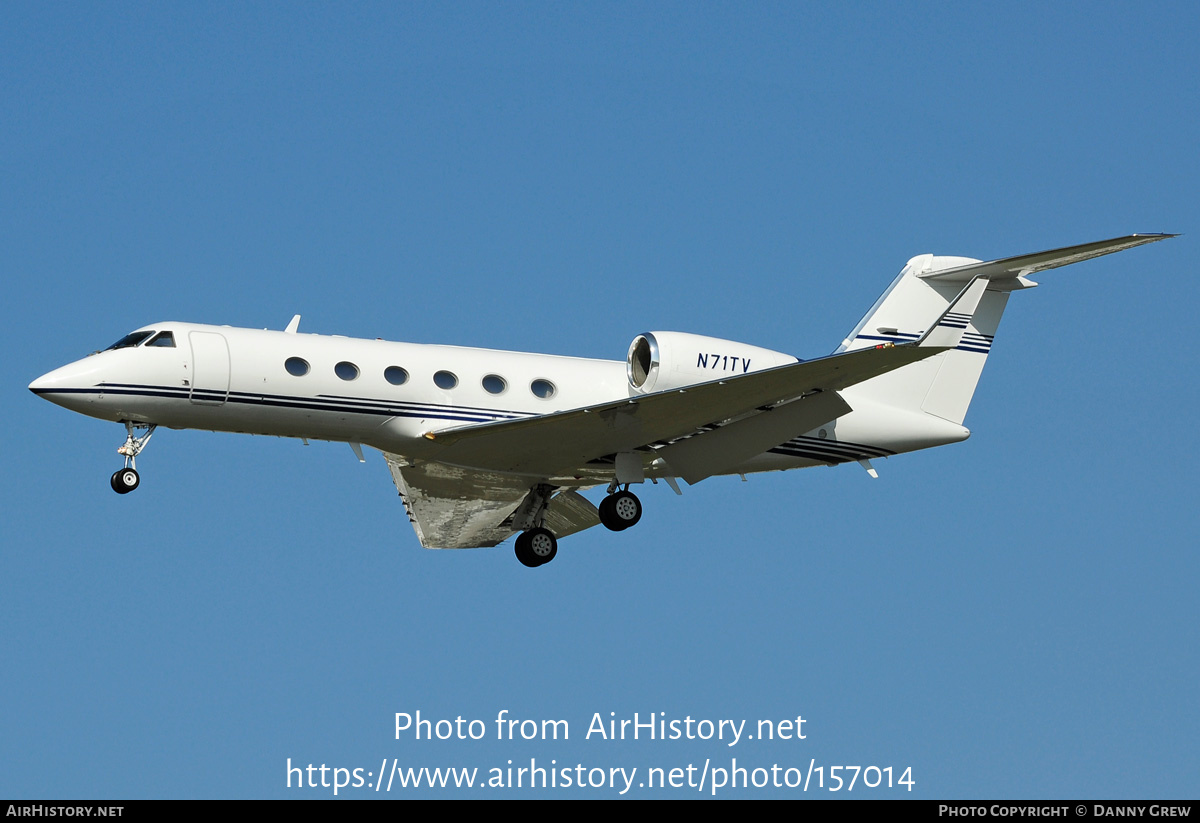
<box><xmin>106</xmin><ymin>331</ymin><xmax>154</xmax><ymax>350</ymax></box>
<box><xmin>146</xmin><ymin>331</ymin><xmax>176</xmax><ymax>347</ymax></box>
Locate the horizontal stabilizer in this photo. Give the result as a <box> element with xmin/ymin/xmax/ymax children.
<box><xmin>918</xmin><ymin>234</ymin><xmax>1175</xmax><ymax>282</ymax></box>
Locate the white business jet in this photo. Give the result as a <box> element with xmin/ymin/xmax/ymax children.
<box><xmin>30</xmin><ymin>234</ymin><xmax>1172</xmax><ymax>567</ymax></box>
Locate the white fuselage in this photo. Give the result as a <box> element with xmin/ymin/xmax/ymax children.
<box><xmin>30</xmin><ymin>321</ymin><xmax>969</xmax><ymax>485</ymax></box>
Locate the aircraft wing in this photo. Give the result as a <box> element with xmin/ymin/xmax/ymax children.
<box><xmin>420</xmin><ymin>342</ymin><xmax>946</xmax><ymax>478</ymax></box>
<box><xmin>918</xmin><ymin>233</ymin><xmax>1175</xmax><ymax>282</ymax></box>
<box><xmin>383</xmin><ymin>455</ymin><xmax>600</xmax><ymax>548</ymax></box>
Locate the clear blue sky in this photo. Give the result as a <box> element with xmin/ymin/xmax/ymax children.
<box><xmin>3</xmin><ymin>2</ymin><xmax>1197</xmax><ymax>798</ymax></box>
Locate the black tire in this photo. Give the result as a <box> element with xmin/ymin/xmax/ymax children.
<box><xmin>111</xmin><ymin>468</ymin><xmax>139</xmax><ymax>494</ymax></box>
<box><xmin>598</xmin><ymin>495</ymin><xmax>621</xmax><ymax>531</ymax></box>
<box><xmin>601</xmin><ymin>490</ymin><xmax>642</xmax><ymax>531</ymax></box>
<box><xmin>514</xmin><ymin>532</ymin><xmax>541</xmax><ymax>568</ymax></box>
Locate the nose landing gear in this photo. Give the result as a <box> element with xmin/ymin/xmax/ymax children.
<box><xmin>111</xmin><ymin>422</ymin><xmax>155</xmax><ymax>495</ymax></box>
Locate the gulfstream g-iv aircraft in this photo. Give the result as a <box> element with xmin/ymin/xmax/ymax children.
<box><xmin>30</xmin><ymin>234</ymin><xmax>1173</xmax><ymax>567</ymax></box>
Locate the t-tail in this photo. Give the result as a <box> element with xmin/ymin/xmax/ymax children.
<box><xmin>837</xmin><ymin>234</ymin><xmax>1175</xmax><ymax>426</ymax></box>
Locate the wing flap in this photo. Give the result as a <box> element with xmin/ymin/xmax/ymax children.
<box><xmin>385</xmin><ymin>455</ymin><xmax>530</xmax><ymax>548</ymax></box>
<box><xmin>542</xmin><ymin>491</ymin><xmax>601</xmax><ymax>539</ymax></box>
<box><xmin>385</xmin><ymin>456</ymin><xmax>603</xmax><ymax>549</ymax></box>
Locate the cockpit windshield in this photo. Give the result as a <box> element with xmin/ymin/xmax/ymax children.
<box><xmin>106</xmin><ymin>331</ymin><xmax>155</xmax><ymax>350</ymax></box>
<box><xmin>146</xmin><ymin>331</ymin><xmax>175</xmax><ymax>347</ymax></box>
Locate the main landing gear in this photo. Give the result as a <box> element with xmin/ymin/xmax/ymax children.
<box><xmin>514</xmin><ymin>527</ymin><xmax>558</xmax><ymax>568</ymax></box>
<box><xmin>511</xmin><ymin>485</ymin><xmax>559</xmax><ymax>568</ymax></box>
<box><xmin>512</xmin><ymin>485</ymin><xmax>645</xmax><ymax>567</ymax></box>
<box><xmin>111</xmin><ymin>422</ymin><xmax>155</xmax><ymax>495</ymax></box>
<box><xmin>598</xmin><ymin>487</ymin><xmax>642</xmax><ymax>532</ymax></box>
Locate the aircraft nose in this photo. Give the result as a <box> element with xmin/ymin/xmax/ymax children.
<box><xmin>30</xmin><ymin>363</ymin><xmax>79</xmax><ymax>394</ymax></box>
<box><xmin>29</xmin><ymin>369</ymin><xmax>61</xmax><ymax>394</ymax></box>
<box><xmin>29</xmin><ymin>359</ymin><xmax>105</xmax><ymax>410</ymax></box>
<box><xmin>29</xmin><ymin>367</ymin><xmax>64</xmax><ymax>394</ymax></box>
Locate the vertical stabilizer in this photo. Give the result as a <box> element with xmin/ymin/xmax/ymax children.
<box><xmin>836</xmin><ymin>255</ymin><xmax>1012</xmax><ymax>426</ymax></box>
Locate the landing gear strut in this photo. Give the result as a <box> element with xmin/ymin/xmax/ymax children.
<box><xmin>111</xmin><ymin>422</ymin><xmax>155</xmax><ymax>495</ymax></box>
<box><xmin>599</xmin><ymin>488</ymin><xmax>642</xmax><ymax>531</ymax></box>
<box><xmin>511</xmin><ymin>485</ymin><xmax>560</xmax><ymax>567</ymax></box>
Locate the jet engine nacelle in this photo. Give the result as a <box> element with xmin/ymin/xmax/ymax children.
<box><xmin>626</xmin><ymin>331</ymin><xmax>798</xmax><ymax>394</ymax></box>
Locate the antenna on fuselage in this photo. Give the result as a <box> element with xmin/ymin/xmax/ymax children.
<box><xmin>284</xmin><ymin>315</ymin><xmax>301</xmax><ymax>334</ymax></box>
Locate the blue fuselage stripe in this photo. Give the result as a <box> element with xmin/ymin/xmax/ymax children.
<box><xmin>32</xmin><ymin>383</ymin><xmax>532</xmax><ymax>424</ymax></box>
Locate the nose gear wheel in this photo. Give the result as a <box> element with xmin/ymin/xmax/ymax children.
<box><xmin>111</xmin><ymin>468</ymin><xmax>140</xmax><ymax>494</ymax></box>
